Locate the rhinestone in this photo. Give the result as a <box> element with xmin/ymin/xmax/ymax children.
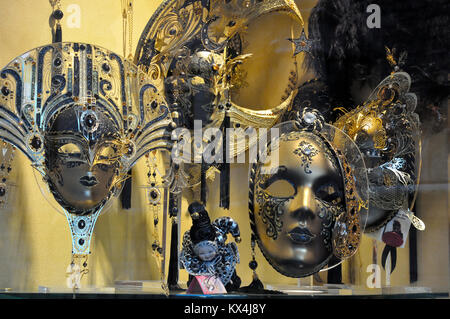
<box><xmin>102</xmin><ymin>63</ymin><xmax>110</xmax><ymax>72</ymax></box>
<box><xmin>303</xmin><ymin>112</ymin><xmax>316</xmax><ymax>124</ymax></box>
<box><xmin>84</xmin><ymin>114</ymin><xmax>96</xmax><ymax>128</ymax></box>
<box><xmin>30</xmin><ymin>136</ymin><xmax>42</xmax><ymax>150</ymax></box>
<box><xmin>249</xmin><ymin>260</ymin><xmax>258</xmax><ymax>270</ymax></box>
<box><xmin>53</xmin><ymin>57</ymin><xmax>62</xmax><ymax>67</ymax></box>
<box><xmin>150</xmin><ymin>190</ymin><xmax>159</xmax><ymax>199</ymax></box>
<box><xmin>52</xmin><ymin>9</ymin><xmax>64</xmax><ymax>20</ymax></box>
<box><xmin>78</xmin><ymin>220</ymin><xmax>86</xmax><ymax>229</ymax></box>
<box><xmin>1</xmin><ymin>86</ymin><xmax>10</xmax><ymax>96</ymax></box>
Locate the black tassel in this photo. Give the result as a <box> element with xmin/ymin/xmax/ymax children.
<box><xmin>219</xmin><ymin>164</ymin><xmax>230</xmax><ymax>209</ymax></box>
<box><xmin>238</xmin><ymin>274</ymin><xmax>284</xmax><ymax>295</ymax></box>
<box><xmin>120</xmin><ymin>169</ymin><xmax>132</xmax><ymax>209</ymax></box>
<box><xmin>219</xmin><ymin>114</ymin><xmax>230</xmax><ymax>209</ymax></box>
<box><xmin>54</xmin><ymin>24</ymin><xmax>62</xmax><ymax>43</ymax></box>
<box><xmin>242</xmin><ymin>274</ymin><xmax>264</xmax><ymax>291</ymax></box>
<box><xmin>167</xmin><ymin>193</ymin><xmax>182</xmax><ymax>291</ymax></box>
<box><xmin>200</xmin><ymin>161</ymin><xmax>207</xmax><ymax>204</ymax></box>
<box><xmin>409</xmin><ymin>222</ymin><xmax>418</xmax><ymax>282</ymax></box>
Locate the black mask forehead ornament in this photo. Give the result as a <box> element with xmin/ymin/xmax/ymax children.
<box><xmin>0</xmin><ymin>42</ymin><xmax>174</xmax><ymax>260</ymax></box>
<box><xmin>249</xmin><ymin>108</ymin><xmax>369</xmax><ymax>277</ymax></box>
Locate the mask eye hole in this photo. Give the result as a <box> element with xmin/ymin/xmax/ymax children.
<box><xmin>58</xmin><ymin>143</ymin><xmax>81</xmax><ymax>156</ymax></box>
<box><xmin>316</xmin><ymin>183</ymin><xmax>343</xmax><ymax>204</ymax></box>
<box><xmin>263</xmin><ymin>179</ymin><xmax>295</xmax><ymax>198</ymax></box>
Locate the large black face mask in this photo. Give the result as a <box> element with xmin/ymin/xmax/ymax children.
<box><xmin>253</xmin><ymin>131</ymin><xmax>345</xmax><ymax>277</ymax></box>
<box><xmin>44</xmin><ymin>105</ymin><xmax>122</xmax><ymax>214</ymax></box>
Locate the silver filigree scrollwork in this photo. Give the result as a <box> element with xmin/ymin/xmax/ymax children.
<box><xmin>293</xmin><ymin>141</ymin><xmax>319</xmax><ymax>174</ymax></box>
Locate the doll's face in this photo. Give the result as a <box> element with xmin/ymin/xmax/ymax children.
<box><xmin>253</xmin><ymin>132</ymin><xmax>345</xmax><ymax>277</ymax></box>
<box><xmin>194</xmin><ymin>241</ymin><xmax>218</xmax><ymax>262</ymax></box>
<box><xmin>44</xmin><ymin>107</ymin><xmax>122</xmax><ymax>212</ymax></box>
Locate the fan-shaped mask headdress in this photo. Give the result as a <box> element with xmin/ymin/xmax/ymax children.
<box><xmin>0</xmin><ymin>42</ymin><xmax>173</xmax><ymax>256</ymax></box>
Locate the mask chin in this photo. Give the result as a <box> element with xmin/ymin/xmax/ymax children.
<box><xmin>46</xmin><ymin>172</ymin><xmax>114</xmax><ymax>213</ymax></box>
<box><xmin>261</xmin><ymin>248</ymin><xmax>333</xmax><ymax>278</ymax></box>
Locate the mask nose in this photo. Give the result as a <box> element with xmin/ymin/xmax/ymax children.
<box><xmin>87</xmin><ymin>148</ymin><xmax>96</xmax><ymax>167</ymax></box>
<box><xmin>288</xmin><ymin>186</ymin><xmax>316</xmax><ymax>222</ymax></box>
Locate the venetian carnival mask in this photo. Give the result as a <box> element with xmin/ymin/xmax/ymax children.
<box><xmin>334</xmin><ymin>71</ymin><xmax>422</xmax><ymax>231</ymax></box>
<box><xmin>0</xmin><ymin>42</ymin><xmax>173</xmax><ymax>257</ymax></box>
<box><xmin>135</xmin><ymin>0</ymin><xmax>306</xmax><ymax>133</ymax></box>
<box><xmin>249</xmin><ymin>109</ymin><xmax>368</xmax><ymax>277</ymax></box>
<box><xmin>44</xmin><ymin>106</ymin><xmax>123</xmax><ymax>212</ymax></box>
<box><xmin>135</xmin><ymin>0</ymin><xmax>310</xmax><ymax>200</ymax></box>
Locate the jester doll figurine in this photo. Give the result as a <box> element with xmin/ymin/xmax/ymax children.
<box><xmin>180</xmin><ymin>202</ymin><xmax>241</xmax><ymax>292</ymax></box>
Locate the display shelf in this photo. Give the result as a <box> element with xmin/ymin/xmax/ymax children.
<box><xmin>0</xmin><ymin>283</ymin><xmax>447</xmax><ymax>299</ymax></box>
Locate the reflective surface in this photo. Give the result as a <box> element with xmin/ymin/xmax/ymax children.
<box><xmin>253</xmin><ymin>131</ymin><xmax>344</xmax><ymax>277</ymax></box>
<box><xmin>45</xmin><ymin>107</ymin><xmax>122</xmax><ymax>211</ymax></box>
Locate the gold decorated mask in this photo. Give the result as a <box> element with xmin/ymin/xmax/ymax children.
<box><xmin>334</xmin><ymin>72</ymin><xmax>421</xmax><ymax>231</ymax></box>
<box><xmin>135</xmin><ymin>0</ymin><xmax>306</xmax><ymax>133</ymax></box>
<box><xmin>0</xmin><ymin>42</ymin><xmax>173</xmax><ymax>257</ymax></box>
